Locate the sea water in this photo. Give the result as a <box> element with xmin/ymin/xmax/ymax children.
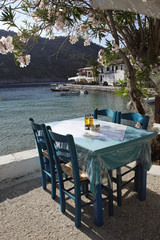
<box><xmin>0</xmin><ymin>85</ymin><xmax>129</xmax><ymax>156</ymax></box>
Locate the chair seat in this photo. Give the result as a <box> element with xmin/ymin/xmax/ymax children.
<box><xmin>61</xmin><ymin>162</ymin><xmax>88</xmax><ymax>181</ymax></box>
<box><xmin>42</xmin><ymin>150</ymin><xmax>49</xmax><ymax>159</ymax></box>
<box><xmin>42</xmin><ymin>150</ymin><xmax>64</xmax><ymax>163</ymax></box>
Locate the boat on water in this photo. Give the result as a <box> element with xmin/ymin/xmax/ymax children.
<box><xmin>80</xmin><ymin>89</ymin><xmax>89</xmax><ymax>94</ymax></box>
<box><xmin>145</xmin><ymin>97</ymin><xmax>155</xmax><ymax>103</ymax></box>
<box><xmin>60</xmin><ymin>91</ymin><xmax>80</xmax><ymax>96</ymax></box>
<box><xmin>60</xmin><ymin>89</ymin><xmax>89</xmax><ymax>96</ymax></box>
<box><xmin>50</xmin><ymin>84</ymin><xmax>69</xmax><ymax>92</ymax></box>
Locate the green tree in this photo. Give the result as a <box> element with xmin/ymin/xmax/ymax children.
<box><xmin>88</xmin><ymin>59</ymin><xmax>99</xmax><ymax>82</ymax></box>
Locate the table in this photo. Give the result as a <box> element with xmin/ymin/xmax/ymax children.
<box><xmin>48</xmin><ymin>118</ymin><xmax>157</xmax><ymax>226</ymax></box>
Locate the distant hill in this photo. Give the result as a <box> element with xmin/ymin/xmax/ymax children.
<box><xmin>0</xmin><ymin>30</ymin><xmax>102</xmax><ymax>84</ymax></box>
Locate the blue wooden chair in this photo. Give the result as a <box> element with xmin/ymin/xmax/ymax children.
<box><xmin>94</xmin><ymin>108</ymin><xmax>120</xmax><ymax>123</ymax></box>
<box><xmin>29</xmin><ymin>118</ymin><xmax>57</xmax><ymax>199</ymax></box>
<box><xmin>47</xmin><ymin>130</ymin><xmax>91</xmax><ymax>227</ymax></box>
<box><xmin>114</xmin><ymin>112</ymin><xmax>149</xmax><ymax>206</ymax></box>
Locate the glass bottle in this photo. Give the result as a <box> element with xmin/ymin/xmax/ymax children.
<box><xmin>89</xmin><ymin>113</ymin><xmax>94</xmax><ymax>126</ymax></box>
<box><xmin>85</xmin><ymin>114</ymin><xmax>90</xmax><ymax>130</ymax></box>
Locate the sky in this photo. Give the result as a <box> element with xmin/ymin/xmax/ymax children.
<box><xmin>0</xmin><ymin>20</ymin><xmax>106</xmax><ymax>48</ymax></box>
<box><xmin>0</xmin><ymin>5</ymin><xmax>107</xmax><ymax>48</ymax></box>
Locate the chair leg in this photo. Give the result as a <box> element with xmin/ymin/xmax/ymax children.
<box><xmin>42</xmin><ymin>171</ymin><xmax>47</xmax><ymax>190</ymax></box>
<box><xmin>108</xmin><ymin>170</ymin><xmax>113</xmax><ymax>216</ymax></box>
<box><xmin>117</xmin><ymin>167</ymin><xmax>122</xmax><ymax>206</ymax></box>
<box><xmin>60</xmin><ymin>189</ymin><xmax>65</xmax><ymax>213</ymax></box>
<box><xmin>40</xmin><ymin>154</ymin><xmax>46</xmax><ymax>190</ymax></box>
<box><xmin>51</xmin><ymin>164</ymin><xmax>56</xmax><ymax>199</ymax></box>
<box><xmin>75</xmin><ymin>195</ymin><xmax>81</xmax><ymax>228</ymax></box>
<box><xmin>84</xmin><ymin>182</ymin><xmax>89</xmax><ymax>198</ymax></box>
<box><xmin>57</xmin><ymin>166</ymin><xmax>66</xmax><ymax>213</ymax></box>
<box><xmin>81</xmin><ymin>181</ymin><xmax>89</xmax><ymax>197</ymax></box>
<box><xmin>74</xmin><ymin>181</ymin><xmax>81</xmax><ymax>227</ymax></box>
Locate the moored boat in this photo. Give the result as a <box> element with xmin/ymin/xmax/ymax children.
<box><xmin>50</xmin><ymin>84</ymin><xmax>69</xmax><ymax>91</ymax></box>
<box><xmin>145</xmin><ymin>97</ymin><xmax>155</xmax><ymax>103</ymax></box>
<box><xmin>60</xmin><ymin>91</ymin><xmax>80</xmax><ymax>96</ymax></box>
<box><xmin>80</xmin><ymin>89</ymin><xmax>89</xmax><ymax>94</ymax></box>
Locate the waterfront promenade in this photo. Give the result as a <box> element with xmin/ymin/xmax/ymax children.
<box><xmin>0</xmin><ymin>129</ymin><xmax>160</xmax><ymax>239</ymax></box>
<box><xmin>65</xmin><ymin>83</ymin><xmax>157</xmax><ymax>96</ymax></box>
<box><xmin>66</xmin><ymin>83</ymin><xmax>118</xmax><ymax>92</ymax></box>
<box><xmin>0</xmin><ymin>160</ymin><xmax>160</xmax><ymax>240</ymax></box>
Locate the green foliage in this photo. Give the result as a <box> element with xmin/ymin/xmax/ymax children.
<box><xmin>135</xmin><ymin>69</ymin><xmax>147</xmax><ymax>87</ymax></box>
<box><xmin>136</xmin><ymin>82</ymin><xmax>149</xmax><ymax>98</ymax></box>
<box><xmin>115</xmin><ymin>79</ymin><xmax>129</xmax><ymax>99</ymax></box>
<box><xmin>115</xmin><ymin>77</ymin><xmax>149</xmax><ymax>99</ymax></box>
<box><xmin>0</xmin><ymin>6</ymin><xmax>16</xmax><ymax>27</ymax></box>
<box><xmin>115</xmin><ymin>11</ymin><xmax>136</xmax><ymax>25</ymax></box>
<box><xmin>102</xmin><ymin>42</ymin><xmax>120</xmax><ymax>66</ymax></box>
<box><xmin>88</xmin><ymin>58</ymin><xmax>99</xmax><ymax>78</ymax></box>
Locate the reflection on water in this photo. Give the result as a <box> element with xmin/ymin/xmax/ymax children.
<box><xmin>0</xmin><ymin>86</ymin><xmax>153</xmax><ymax>156</ymax></box>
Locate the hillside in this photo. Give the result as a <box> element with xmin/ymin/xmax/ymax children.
<box><xmin>0</xmin><ymin>30</ymin><xmax>102</xmax><ymax>84</ymax></box>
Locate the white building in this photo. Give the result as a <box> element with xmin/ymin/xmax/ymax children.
<box><xmin>68</xmin><ymin>66</ymin><xmax>94</xmax><ymax>83</ymax></box>
<box><xmin>68</xmin><ymin>59</ymin><xmax>127</xmax><ymax>85</ymax></box>
<box><xmin>98</xmin><ymin>59</ymin><xmax>126</xmax><ymax>85</ymax></box>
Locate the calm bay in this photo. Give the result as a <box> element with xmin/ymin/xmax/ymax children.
<box><xmin>0</xmin><ymin>85</ymin><xmax>129</xmax><ymax>156</ymax></box>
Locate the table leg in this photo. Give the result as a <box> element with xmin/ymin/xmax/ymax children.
<box><xmin>137</xmin><ymin>163</ymin><xmax>147</xmax><ymax>201</ymax></box>
<box><xmin>93</xmin><ymin>184</ymin><xmax>103</xmax><ymax>226</ymax></box>
<box><xmin>108</xmin><ymin>170</ymin><xmax>113</xmax><ymax>216</ymax></box>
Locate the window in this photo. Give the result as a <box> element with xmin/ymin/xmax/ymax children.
<box><xmin>112</xmin><ymin>66</ymin><xmax>114</xmax><ymax>72</ymax></box>
<box><xmin>121</xmin><ymin>65</ymin><xmax>123</xmax><ymax>70</ymax></box>
<box><xmin>107</xmin><ymin>66</ymin><xmax>110</xmax><ymax>71</ymax></box>
<box><xmin>116</xmin><ymin>65</ymin><xmax>118</xmax><ymax>70</ymax></box>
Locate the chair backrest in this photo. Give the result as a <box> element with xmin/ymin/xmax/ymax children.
<box><xmin>119</xmin><ymin>112</ymin><xmax>149</xmax><ymax>129</ymax></box>
<box><xmin>48</xmin><ymin>130</ymin><xmax>80</xmax><ymax>190</ymax></box>
<box><xmin>94</xmin><ymin>108</ymin><xmax>119</xmax><ymax>123</ymax></box>
<box><xmin>29</xmin><ymin>118</ymin><xmax>54</xmax><ymax>167</ymax></box>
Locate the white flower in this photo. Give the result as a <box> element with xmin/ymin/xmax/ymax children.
<box><xmin>31</xmin><ymin>12</ymin><xmax>40</xmax><ymax>23</ymax></box>
<box><xmin>25</xmin><ymin>55</ymin><xmax>31</xmax><ymax>66</ymax></box>
<box><xmin>84</xmin><ymin>34</ymin><xmax>91</xmax><ymax>46</ymax></box>
<box><xmin>89</xmin><ymin>16</ymin><xmax>100</xmax><ymax>26</ymax></box>
<box><xmin>80</xmin><ymin>24</ymin><xmax>89</xmax><ymax>33</ymax></box>
<box><xmin>54</xmin><ymin>16</ymin><xmax>66</xmax><ymax>31</ymax></box>
<box><xmin>0</xmin><ymin>42</ymin><xmax>7</xmax><ymax>54</ymax></box>
<box><xmin>69</xmin><ymin>35</ymin><xmax>78</xmax><ymax>44</ymax></box>
<box><xmin>39</xmin><ymin>0</ymin><xmax>46</xmax><ymax>10</ymax></box>
<box><xmin>97</xmin><ymin>49</ymin><xmax>105</xmax><ymax>66</ymax></box>
<box><xmin>48</xmin><ymin>7</ymin><xmax>52</xmax><ymax>19</ymax></box>
<box><xmin>17</xmin><ymin>55</ymin><xmax>31</xmax><ymax>68</ymax></box>
<box><xmin>17</xmin><ymin>31</ymin><xmax>22</xmax><ymax>37</ymax></box>
<box><xmin>49</xmin><ymin>34</ymin><xmax>55</xmax><ymax>40</ymax></box>
<box><xmin>0</xmin><ymin>36</ymin><xmax>14</xmax><ymax>54</ymax></box>
<box><xmin>17</xmin><ymin>56</ymin><xmax>25</xmax><ymax>68</ymax></box>
<box><xmin>84</xmin><ymin>38</ymin><xmax>91</xmax><ymax>46</ymax></box>
<box><xmin>112</xmin><ymin>42</ymin><xmax>119</xmax><ymax>53</ymax></box>
<box><xmin>98</xmin><ymin>49</ymin><xmax>105</xmax><ymax>57</ymax></box>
